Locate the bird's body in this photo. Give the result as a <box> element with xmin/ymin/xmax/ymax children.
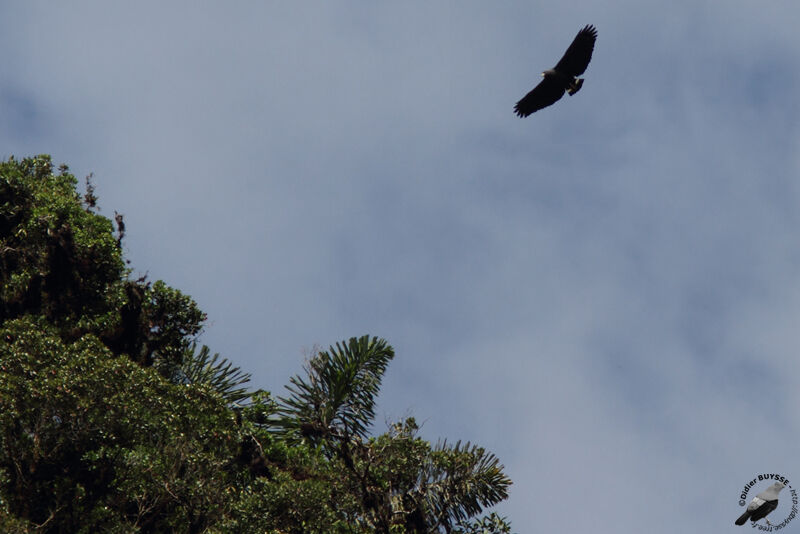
<box><xmin>514</xmin><ymin>25</ymin><xmax>597</xmax><ymax>117</ymax></box>
<box><xmin>735</xmin><ymin>482</ymin><xmax>785</xmax><ymax>526</ymax></box>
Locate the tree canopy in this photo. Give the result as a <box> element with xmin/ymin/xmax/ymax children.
<box><xmin>0</xmin><ymin>155</ymin><xmax>514</xmax><ymax>533</ymax></box>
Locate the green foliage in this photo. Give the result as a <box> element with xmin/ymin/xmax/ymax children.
<box><xmin>0</xmin><ymin>155</ymin><xmax>514</xmax><ymax>533</ymax></box>
<box><xmin>455</xmin><ymin>513</ymin><xmax>514</xmax><ymax>534</ymax></box>
<box><xmin>0</xmin><ymin>317</ymin><xmax>240</xmax><ymax>532</ymax></box>
<box><xmin>273</xmin><ymin>341</ymin><xmax>513</xmax><ymax>533</ymax></box>
<box><xmin>0</xmin><ymin>155</ymin><xmax>205</xmax><ymax>374</ymax></box>
<box><xmin>421</xmin><ymin>440</ymin><xmax>511</xmax><ymax>530</ymax></box>
<box><xmin>0</xmin><ymin>155</ymin><xmax>124</xmax><ymax>330</ymax></box>
<box><xmin>277</xmin><ymin>336</ymin><xmax>394</xmax><ymax>442</ymax></box>
<box><xmin>138</xmin><ymin>279</ymin><xmax>207</xmax><ymax>372</ymax></box>
<box><xmin>179</xmin><ymin>343</ymin><xmax>252</xmax><ymax>406</ymax></box>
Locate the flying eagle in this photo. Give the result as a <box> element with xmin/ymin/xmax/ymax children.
<box><xmin>514</xmin><ymin>25</ymin><xmax>597</xmax><ymax>117</ymax></box>
<box><xmin>735</xmin><ymin>481</ymin><xmax>785</xmax><ymax>526</ymax></box>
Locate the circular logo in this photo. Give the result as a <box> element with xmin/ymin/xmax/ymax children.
<box><xmin>736</xmin><ymin>473</ymin><xmax>797</xmax><ymax>530</ymax></box>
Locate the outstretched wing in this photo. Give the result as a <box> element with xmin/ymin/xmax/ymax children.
<box><xmin>554</xmin><ymin>24</ymin><xmax>597</xmax><ymax>77</ymax></box>
<box><xmin>513</xmin><ymin>77</ymin><xmax>566</xmax><ymax>117</ymax></box>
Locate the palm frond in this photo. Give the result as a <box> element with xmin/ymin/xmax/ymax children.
<box><xmin>416</xmin><ymin>440</ymin><xmax>512</xmax><ymax>530</ymax></box>
<box><xmin>276</xmin><ymin>335</ymin><xmax>394</xmax><ymax>442</ymax></box>
<box><xmin>179</xmin><ymin>343</ymin><xmax>252</xmax><ymax>405</ymax></box>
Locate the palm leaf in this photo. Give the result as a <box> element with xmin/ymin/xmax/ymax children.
<box><xmin>276</xmin><ymin>335</ymin><xmax>394</xmax><ymax>441</ymax></box>
<box><xmin>415</xmin><ymin>440</ymin><xmax>512</xmax><ymax>530</ymax></box>
<box><xmin>179</xmin><ymin>343</ymin><xmax>252</xmax><ymax>405</ymax></box>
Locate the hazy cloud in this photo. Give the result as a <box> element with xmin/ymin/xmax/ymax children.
<box><xmin>2</xmin><ymin>2</ymin><xmax>800</xmax><ymax>531</ymax></box>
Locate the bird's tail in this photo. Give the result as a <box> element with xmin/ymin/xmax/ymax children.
<box><xmin>567</xmin><ymin>78</ymin><xmax>584</xmax><ymax>95</ymax></box>
<box><xmin>735</xmin><ymin>511</ymin><xmax>751</xmax><ymax>526</ymax></box>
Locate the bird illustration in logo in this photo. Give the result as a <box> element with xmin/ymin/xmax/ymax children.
<box><xmin>735</xmin><ymin>481</ymin><xmax>785</xmax><ymax>526</ymax></box>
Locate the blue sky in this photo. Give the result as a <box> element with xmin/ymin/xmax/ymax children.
<box><xmin>3</xmin><ymin>2</ymin><xmax>800</xmax><ymax>531</ymax></box>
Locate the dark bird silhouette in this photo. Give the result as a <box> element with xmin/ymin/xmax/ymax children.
<box><xmin>514</xmin><ymin>25</ymin><xmax>597</xmax><ymax>117</ymax></box>
<box><xmin>735</xmin><ymin>482</ymin><xmax>785</xmax><ymax>526</ymax></box>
